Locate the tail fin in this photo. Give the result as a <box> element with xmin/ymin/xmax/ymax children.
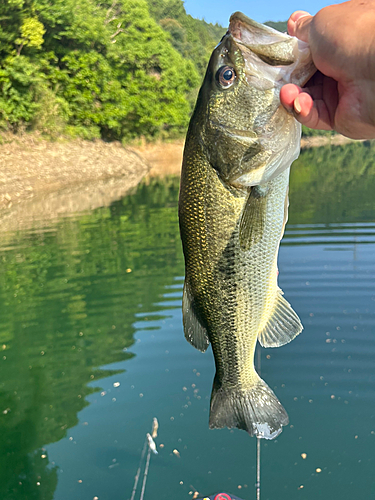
<box><xmin>209</xmin><ymin>377</ymin><xmax>288</xmax><ymax>439</ymax></box>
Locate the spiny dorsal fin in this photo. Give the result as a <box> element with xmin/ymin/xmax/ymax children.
<box><xmin>239</xmin><ymin>186</ymin><xmax>268</xmax><ymax>250</ymax></box>
<box><xmin>182</xmin><ymin>280</ymin><xmax>210</xmax><ymax>352</ymax></box>
<box><xmin>258</xmin><ymin>289</ymin><xmax>303</xmax><ymax>347</ymax></box>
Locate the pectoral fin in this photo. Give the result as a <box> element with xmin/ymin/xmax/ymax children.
<box><xmin>258</xmin><ymin>289</ymin><xmax>303</xmax><ymax>347</ymax></box>
<box><xmin>182</xmin><ymin>280</ymin><xmax>210</xmax><ymax>352</ymax></box>
<box><xmin>239</xmin><ymin>186</ymin><xmax>268</xmax><ymax>250</ymax></box>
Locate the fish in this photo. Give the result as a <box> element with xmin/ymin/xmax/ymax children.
<box><xmin>178</xmin><ymin>12</ymin><xmax>316</xmax><ymax>439</ymax></box>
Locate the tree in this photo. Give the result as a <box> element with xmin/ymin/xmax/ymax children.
<box><xmin>16</xmin><ymin>17</ymin><xmax>45</xmax><ymax>55</ymax></box>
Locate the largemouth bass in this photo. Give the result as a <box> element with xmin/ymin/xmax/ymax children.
<box><xmin>178</xmin><ymin>13</ymin><xmax>316</xmax><ymax>439</ymax></box>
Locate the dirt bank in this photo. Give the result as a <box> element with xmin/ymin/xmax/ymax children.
<box><xmin>0</xmin><ymin>135</ymin><xmax>149</xmax><ymax>231</ymax></box>
<box><xmin>132</xmin><ymin>140</ymin><xmax>184</xmax><ymax>177</ymax></box>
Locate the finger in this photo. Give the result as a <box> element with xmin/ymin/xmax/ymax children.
<box><xmin>294</xmin><ymin>92</ymin><xmax>333</xmax><ymax>130</ymax></box>
<box><xmin>280</xmin><ymin>84</ymin><xmax>301</xmax><ymax>111</ymax></box>
<box><xmin>280</xmin><ymin>81</ymin><xmax>323</xmax><ymax>106</ymax></box>
<box><xmin>294</xmin><ymin>92</ymin><xmax>314</xmax><ymax>118</ymax></box>
<box><xmin>287</xmin><ymin>11</ymin><xmax>312</xmax><ymax>41</ymax></box>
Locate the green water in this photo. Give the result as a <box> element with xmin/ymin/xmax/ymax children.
<box><xmin>0</xmin><ymin>142</ymin><xmax>375</xmax><ymax>500</ymax></box>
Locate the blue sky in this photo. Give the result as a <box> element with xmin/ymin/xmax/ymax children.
<box><xmin>184</xmin><ymin>0</ymin><xmax>342</xmax><ymax>26</ymax></box>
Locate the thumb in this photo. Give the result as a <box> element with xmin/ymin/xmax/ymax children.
<box><xmin>287</xmin><ymin>11</ymin><xmax>312</xmax><ymax>42</ymax></box>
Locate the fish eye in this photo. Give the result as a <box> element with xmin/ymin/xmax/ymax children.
<box><xmin>216</xmin><ymin>66</ymin><xmax>236</xmax><ymax>88</ymax></box>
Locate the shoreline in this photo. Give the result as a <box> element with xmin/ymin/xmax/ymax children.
<box><xmin>0</xmin><ymin>133</ymin><xmax>360</xmax><ymax>232</ymax></box>
<box><xmin>133</xmin><ymin>133</ymin><xmax>359</xmax><ymax>177</ymax></box>
<box><xmin>0</xmin><ymin>135</ymin><xmax>149</xmax><ymax>232</ymax></box>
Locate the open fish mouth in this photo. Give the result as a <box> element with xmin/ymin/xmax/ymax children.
<box><xmin>228</xmin><ymin>12</ymin><xmax>316</xmax><ymax>87</ymax></box>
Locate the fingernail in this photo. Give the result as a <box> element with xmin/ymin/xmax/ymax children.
<box><xmin>287</xmin><ymin>18</ymin><xmax>296</xmax><ymax>36</ymax></box>
<box><xmin>294</xmin><ymin>96</ymin><xmax>302</xmax><ymax>114</ymax></box>
<box><xmin>290</xmin><ymin>10</ymin><xmax>311</xmax><ymax>22</ymax></box>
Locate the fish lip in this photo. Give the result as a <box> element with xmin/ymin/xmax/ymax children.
<box><xmin>228</xmin><ymin>11</ymin><xmax>316</xmax><ymax>87</ymax></box>
<box><xmin>229</xmin><ymin>11</ymin><xmax>289</xmax><ymax>41</ymax></box>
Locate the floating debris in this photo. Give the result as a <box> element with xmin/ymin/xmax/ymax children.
<box><xmin>316</xmin><ymin>468</ymin><xmax>322</xmax><ymax>473</ymax></box>
<box><xmin>146</xmin><ymin>433</ymin><xmax>158</xmax><ymax>454</ymax></box>
<box><xmin>152</xmin><ymin>418</ymin><xmax>159</xmax><ymax>438</ymax></box>
<box><xmin>173</xmin><ymin>449</ymin><xmax>180</xmax><ymax>458</ymax></box>
<box><xmin>301</xmin><ymin>453</ymin><xmax>307</xmax><ymax>459</ymax></box>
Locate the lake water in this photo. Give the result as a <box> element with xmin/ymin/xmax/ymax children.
<box><xmin>0</xmin><ymin>142</ymin><xmax>374</xmax><ymax>500</ymax></box>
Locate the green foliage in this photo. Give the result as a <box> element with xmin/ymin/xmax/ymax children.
<box><xmin>147</xmin><ymin>0</ymin><xmax>225</xmax><ymax>76</ymax></box>
<box><xmin>0</xmin><ymin>55</ymin><xmax>41</xmax><ymax>128</ymax></box>
<box><xmin>302</xmin><ymin>125</ymin><xmax>336</xmax><ymax>137</ymax></box>
<box><xmin>32</xmin><ymin>85</ymin><xmax>70</xmax><ymax>138</ymax></box>
<box><xmin>0</xmin><ymin>0</ymin><xmax>204</xmax><ymax>140</ymax></box>
<box><xmin>15</xmin><ymin>17</ymin><xmax>45</xmax><ymax>55</ymax></box>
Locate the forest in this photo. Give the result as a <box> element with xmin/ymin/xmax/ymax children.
<box><xmin>0</xmin><ymin>1</ymin><xmax>322</xmax><ymax>142</ymax></box>
<box><xmin>0</xmin><ymin>0</ymin><xmax>225</xmax><ymax>141</ymax></box>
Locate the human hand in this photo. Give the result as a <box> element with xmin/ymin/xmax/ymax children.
<box><xmin>280</xmin><ymin>1</ymin><xmax>375</xmax><ymax>139</ymax></box>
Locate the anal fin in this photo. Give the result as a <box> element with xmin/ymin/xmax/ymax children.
<box><xmin>182</xmin><ymin>280</ymin><xmax>210</xmax><ymax>352</ymax></box>
<box><xmin>258</xmin><ymin>289</ymin><xmax>303</xmax><ymax>347</ymax></box>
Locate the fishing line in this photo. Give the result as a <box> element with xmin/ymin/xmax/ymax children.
<box><xmin>139</xmin><ymin>445</ymin><xmax>152</xmax><ymax>500</ymax></box>
<box><xmin>256</xmin><ymin>346</ymin><xmax>261</xmax><ymax>500</ymax></box>
<box><xmin>130</xmin><ymin>436</ymin><xmax>148</xmax><ymax>500</ymax></box>
<box><xmin>256</xmin><ymin>437</ymin><xmax>261</xmax><ymax>500</ymax></box>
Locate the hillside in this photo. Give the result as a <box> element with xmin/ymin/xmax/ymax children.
<box><xmin>0</xmin><ymin>0</ymin><xmax>224</xmax><ymax>142</ymax></box>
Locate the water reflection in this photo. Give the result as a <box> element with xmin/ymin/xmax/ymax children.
<box><xmin>289</xmin><ymin>140</ymin><xmax>375</xmax><ymax>223</ymax></box>
<box><xmin>0</xmin><ymin>177</ymin><xmax>183</xmax><ymax>500</ymax></box>
<box><xmin>0</xmin><ymin>143</ymin><xmax>374</xmax><ymax>500</ymax></box>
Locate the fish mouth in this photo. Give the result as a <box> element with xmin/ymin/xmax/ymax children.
<box><xmin>228</xmin><ymin>12</ymin><xmax>316</xmax><ymax>87</ymax></box>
